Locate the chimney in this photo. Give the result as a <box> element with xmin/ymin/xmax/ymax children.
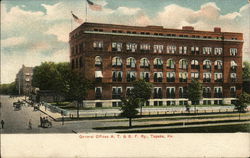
<box><xmin>214</xmin><ymin>27</ymin><xmax>221</xmax><ymax>33</ymax></box>
<box><xmin>182</xmin><ymin>26</ymin><xmax>194</xmax><ymax>31</ymax></box>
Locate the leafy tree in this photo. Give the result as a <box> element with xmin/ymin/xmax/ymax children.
<box><xmin>130</xmin><ymin>80</ymin><xmax>152</xmax><ymax>115</ymax></box>
<box><xmin>65</xmin><ymin>72</ymin><xmax>92</xmax><ymax>119</ymax></box>
<box><xmin>0</xmin><ymin>82</ymin><xmax>18</xmax><ymax>95</ymax></box>
<box><xmin>120</xmin><ymin>97</ymin><xmax>139</xmax><ymax>127</ymax></box>
<box><xmin>188</xmin><ymin>79</ymin><xmax>202</xmax><ymax>113</ymax></box>
<box><xmin>243</xmin><ymin>62</ymin><xmax>250</xmax><ymax>93</ymax></box>
<box><xmin>234</xmin><ymin>93</ymin><xmax>249</xmax><ymax>120</ymax></box>
<box><xmin>243</xmin><ymin>62</ymin><xmax>250</xmax><ymax>81</ymax></box>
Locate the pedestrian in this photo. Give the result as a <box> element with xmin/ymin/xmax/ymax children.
<box><xmin>28</xmin><ymin>119</ymin><xmax>32</xmax><ymax>129</ymax></box>
<box><xmin>62</xmin><ymin>116</ymin><xmax>64</xmax><ymax>125</ymax></box>
<box><xmin>1</xmin><ymin>120</ymin><xmax>4</xmax><ymax>129</ymax></box>
<box><xmin>40</xmin><ymin>116</ymin><xmax>43</xmax><ymax>127</ymax></box>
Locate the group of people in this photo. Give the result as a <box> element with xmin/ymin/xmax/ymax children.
<box><xmin>40</xmin><ymin>116</ymin><xmax>50</xmax><ymax>127</ymax></box>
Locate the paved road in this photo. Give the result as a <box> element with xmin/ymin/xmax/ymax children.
<box><xmin>0</xmin><ymin>95</ymin><xmax>125</xmax><ymax>133</ymax></box>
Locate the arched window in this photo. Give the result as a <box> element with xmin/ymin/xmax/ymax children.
<box><xmin>112</xmin><ymin>57</ymin><xmax>122</xmax><ymax>67</ymax></box>
<box><xmin>179</xmin><ymin>59</ymin><xmax>188</xmax><ymax>69</ymax></box>
<box><xmin>203</xmin><ymin>59</ymin><xmax>211</xmax><ymax>69</ymax></box>
<box><xmin>166</xmin><ymin>59</ymin><xmax>175</xmax><ymax>69</ymax></box>
<box><xmin>140</xmin><ymin>58</ymin><xmax>150</xmax><ymax>68</ymax></box>
<box><xmin>191</xmin><ymin>60</ymin><xmax>199</xmax><ymax>69</ymax></box>
<box><xmin>153</xmin><ymin>58</ymin><xmax>163</xmax><ymax>69</ymax></box>
<box><xmin>95</xmin><ymin>56</ymin><xmax>102</xmax><ymax>66</ymax></box>
<box><xmin>231</xmin><ymin>60</ymin><xmax>237</xmax><ymax>71</ymax></box>
<box><xmin>126</xmin><ymin>57</ymin><xmax>136</xmax><ymax>68</ymax></box>
<box><xmin>215</xmin><ymin>60</ymin><xmax>223</xmax><ymax>70</ymax></box>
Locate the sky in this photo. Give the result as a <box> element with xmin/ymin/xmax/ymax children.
<box><xmin>1</xmin><ymin>0</ymin><xmax>250</xmax><ymax>84</ymax></box>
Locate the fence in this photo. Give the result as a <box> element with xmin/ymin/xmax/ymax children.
<box><xmin>66</xmin><ymin>108</ymin><xmax>249</xmax><ymax>119</ymax></box>
<box><xmin>44</xmin><ymin>102</ymin><xmax>68</xmax><ymax>116</ymax></box>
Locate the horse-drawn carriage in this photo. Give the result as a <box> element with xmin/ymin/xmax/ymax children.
<box><xmin>41</xmin><ymin>118</ymin><xmax>52</xmax><ymax>128</ymax></box>
<box><xmin>13</xmin><ymin>101</ymin><xmax>23</xmax><ymax>111</ymax></box>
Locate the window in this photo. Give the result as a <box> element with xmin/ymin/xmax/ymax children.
<box><xmin>112</xmin><ymin>71</ymin><xmax>123</xmax><ymax>82</ymax></box>
<box><xmin>153</xmin><ymin>87</ymin><xmax>162</xmax><ymax>98</ymax></box>
<box><xmin>79</xmin><ymin>57</ymin><xmax>83</xmax><ymax>68</ymax></box>
<box><xmin>126</xmin><ymin>87</ymin><xmax>134</xmax><ymax>97</ymax></box>
<box><xmin>93</xmin><ymin>41</ymin><xmax>103</xmax><ymax>50</ymax></box>
<box><xmin>230</xmin><ymin>60</ymin><xmax>237</xmax><ymax>72</ymax></box>
<box><xmin>214</xmin><ymin>73</ymin><xmax>223</xmax><ymax>82</ymax></box>
<box><xmin>166</xmin><ymin>72</ymin><xmax>175</xmax><ymax>82</ymax></box>
<box><xmin>230</xmin><ymin>86</ymin><xmax>236</xmax><ymax>97</ymax></box>
<box><xmin>191</xmin><ymin>46</ymin><xmax>199</xmax><ymax>55</ymax></box>
<box><xmin>179</xmin><ymin>46</ymin><xmax>187</xmax><ymax>54</ymax></box>
<box><xmin>95</xmin><ymin>56</ymin><xmax>102</xmax><ymax>66</ymax></box>
<box><xmin>179</xmin><ymin>87</ymin><xmax>187</xmax><ymax>98</ymax></box>
<box><xmin>127</xmin><ymin>71</ymin><xmax>136</xmax><ymax>82</ymax></box>
<box><xmin>112</xmin><ymin>42</ymin><xmax>122</xmax><ymax>52</ymax></box>
<box><xmin>126</xmin><ymin>57</ymin><xmax>136</xmax><ymax>68</ymax></box>
<box><xmin>203</xmin><ymin>73</ymin><xmax>211</xmax><ymax>82</ymax></box>
<box><xmin>179</xmin><ymin>72</ymin><xmax>188</xmax><ymax>82</ymax></box>
<box><xmin>153</xmin><ymin>58</ymin><xmax>163</xmax><ymax>69</ymax></box>
<box><xmin>230</xmin><ymin>48</ymin><xmax>237</xmax><ymax>56</ymax></box>
<box><xmin>191</xmin><ymin>60</ymin><xmax>199</xmax><ymax>69</ymax></box>
<box><xmin>166</xmin><ymin>45</ymin><xmax>176</xmax><ymax>54</ymax></box>
<box><xmin>202</xmin><ymin>47</ymin><xmax>212</xmax><ymax>55</ymax></box>
<box><xmin>166</xmin><ymin>59</ymin><xmax>175</xmax><ymax>69</ymax></box>
<box><xmin>214</xmin><ymin>87</ymin><xmax>223</xmax><ymax>98</ymax></box>
<box><xmin>126</xmin><ymin>43</ymin><xmax>137</xmax><ymax>52</ymax></box>
<box><xmin>140</xmin><ymin>44</ymin><xmax>151</xmax><ymax>53</ymax></box>
<box><xmin>112</xmin><ymin>57</ymin><xmax>122</xmax><ymax>67</ymax></box>
<box><xmin>153</xmin><ymin>45</ymin><xmax>164</xmax><ymax>53</ymax></box>
<box><xmin>203</xmin><ymin>87</ymin><xmax>211</xmax><ymax>98</ymax></box>
<box><xmin>203</xmin><ymin>60</ymin><xmax>211</xmax><ymax>70</ymax></box>
<box><xmin>179</xmin><ymin>59</ymin><xmax>188</xmax><ymax>69</ymax></box>
<box><xmin>71</xmin><ymin>47</ymin><xmax>74</xmax><ymax>55</ymax></box>
<box><xmin>214</xmin><ymin>48</ymin><xmax>222</xmax><ymax>55</ymax></box>
<box><xmin>154</xmin><ymin>72</ymin><xmax>163</xmax><ymax>82</ymax></box>
<box><xmin>140</xmin><ymin>72</ymin><xmax>150</xmax><ymax>82</ymax></box>
<box><xmin>230</xmin><ymin>73</ymin><xmax>237</xmax><ymax>82</ymax></box>
<box><xmin>95</xmin><ymin>87</ymin><xmax>102</xmax><ymax>99</ymax></box>
<box><xmin>140</xmin><ymin>58</ymin><xmax>150</xmax><ymax>68</ymax></box>
<box><xmin>112</xmin><ymin>87</ymin><xmax>122</xmax><ymax>99</ymax></box>
<box><xmin>191</xmin><ymin>72</ymin><xmax>199</xmax><ymax>79</ymax></box>
<box><xmin>71</xmin><ymin>59</ymin><xmax>75</xmax><ymax>69</ymax></box>
<box><xmin>166</xmin><ymin>87</ymin><xmax>175</xmax><ymax>98</ymax></box>
<box><xmin>215</xmin><ymin>60</ymin><xmax>223</xmax><ymax>70</ymax></box>
<box><xmin>95</xmin><ymin>71</ymin><xmax>103</xmax><ymax>82</ymax></box>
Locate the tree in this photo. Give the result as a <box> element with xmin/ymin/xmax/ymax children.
<box><xmin>120</xmin><ymin>97</ymin><xmax>139</xmax><ymax>127</ymax></box>
<box><xmin>234</xmin><ymin>93</ymin><xmax>249</xmax><ymax>120</ymax></box>
<box><xmin>130</xmin><ymin>80</ymin><xmax>152</xmax><ymax>115</ymax></box>
<box><xmin>243</xmin><ymin>62</ymin><xmax>250</xmax><ymax>93</ymax></box>
<box><xmin>0</xmin><ymin>82</ymin><xmax>18</xmax><ymax>95</ymax></box>
<box><xmin>65</xmin><ymin>72</ymin><xmax>92</xmax><ymax>119</ymax></box>
<box><xmin>188</xmin><ymin>79</ymin><xmax>202</xmax><ymax>113</ymax></box>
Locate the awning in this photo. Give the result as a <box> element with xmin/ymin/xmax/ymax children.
<box><xmin>95</xmin><ymin>71</ymin><xmax>103</xmax><ymax>78</ymax></box>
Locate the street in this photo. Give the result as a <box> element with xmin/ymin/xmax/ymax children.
<box><xmin>0</xmin><ymin>95</ymin><xmax>125</xmax><ymax>133</ymax></box>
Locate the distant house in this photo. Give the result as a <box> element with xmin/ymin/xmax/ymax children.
<box><xmin>15</xmin><ymin>65</ymin><xmax>34</xmax><ymax>95</ymax></box>
<box><xmin>33</xmin><ymin>90</ymin><xmax>65</xmax><ymax>103</ymax></box>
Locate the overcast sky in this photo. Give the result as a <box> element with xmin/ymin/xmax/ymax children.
<box><xmin>1</xmin><ymin>0</ymin><xmax>250</xmax><ymax>84</ymax></box>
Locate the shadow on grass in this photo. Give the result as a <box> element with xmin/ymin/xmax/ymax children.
<box><xmin>93</xmin><ymin>119</ymin><xmax>250</xmax><ymax>130</ymax></box>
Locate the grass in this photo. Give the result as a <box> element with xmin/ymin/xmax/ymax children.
<box><xmin>120</xmin><ymin>123</ymin><xmax>250</xmax><ymax>133</ymax></box>
<box><xmin>49</xmin><ymin>102</ymin><xmax>71</xmax><ymax>107</ymax></box>
<box><xmin>93</xmin><ymin>119</ymin><xmax>250</xmax><ymax>131</ymax></box>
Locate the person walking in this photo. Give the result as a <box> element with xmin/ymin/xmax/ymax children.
<box><xmin>40</xmin><ymin>116</ymin><xmax>43</xmax><ymax>127</ymax></box>
<box><xmin>1</xmin><ymin>120</ymin><xmax>4</xmax><ymax>129</ymax></box>
<box><xmin>28</xmin><ymin>119</ymin><xmax>32</xmax><ymax>129</ymax></box>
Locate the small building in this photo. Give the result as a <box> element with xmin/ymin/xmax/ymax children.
<box><xmin>15</xmin><ymin>65</ymin><xmax>34</xmax><ymax>95</ymax></box>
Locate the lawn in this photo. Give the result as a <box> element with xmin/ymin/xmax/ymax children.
<box><xmin>120</xmin><ymin>123</ymin><xmax>250</xmax><ymax>133</ymax></box>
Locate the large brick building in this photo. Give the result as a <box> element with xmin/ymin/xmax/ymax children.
<box><xmin>69</xmin><ymin>22</ymin><xmax>243</xmax><ymax>107</ymax></box>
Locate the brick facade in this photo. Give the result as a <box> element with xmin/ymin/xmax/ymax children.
<box><xmin>69</xmin><ymin>22</ymin><xmax>243</xmax><ymax>107</ymax></box>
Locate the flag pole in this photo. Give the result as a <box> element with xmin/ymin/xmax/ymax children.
<box><xmin>85</xmin><ymin>0</ymin><xmax>88</xmax><ymax>22</ymax></box>
<box><xmin>70</xmin><ymin>11</ymin><xmax>73</xmax><ymax>31</ymax></box>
